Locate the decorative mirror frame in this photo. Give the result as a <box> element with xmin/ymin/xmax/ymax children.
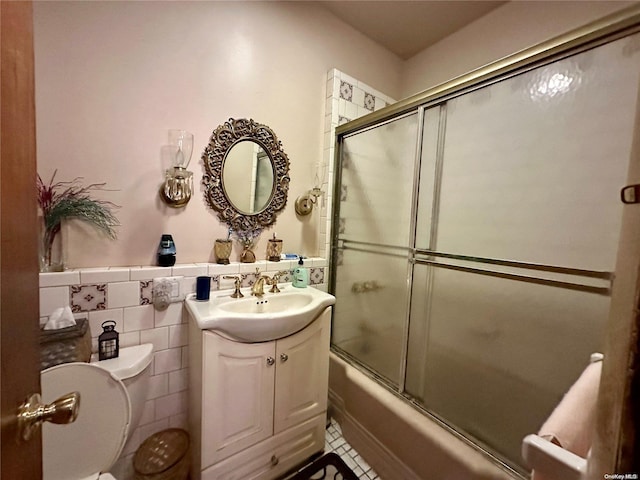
<box><xmin>202</xmin><ymin>118</ymin><xmax>291</xmax><ymax>237</ymax></box>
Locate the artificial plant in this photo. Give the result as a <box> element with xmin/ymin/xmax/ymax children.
<box><xmin>37</xmin><ymin>171</ymin><xmax>119</xmax><ymax>270</ymax></box>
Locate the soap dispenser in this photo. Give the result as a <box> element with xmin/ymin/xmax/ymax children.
<box><xmin>292</xmin><ymin>257</ymin><xmax>309</xmax><ymax>288</ymax></box>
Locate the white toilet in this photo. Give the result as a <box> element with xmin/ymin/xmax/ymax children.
<box><xmin>41</xmin><ymin>343</ymin><xmax>153</xmax><ymax>480</ymax></box>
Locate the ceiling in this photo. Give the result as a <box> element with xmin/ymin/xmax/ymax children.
<box><xmin>317</xmin><ymin>1</ymin><xmax>507</xmax><ymax>60</ymax></box>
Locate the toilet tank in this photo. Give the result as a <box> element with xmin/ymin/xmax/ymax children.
<box><xmin>91</xmin><ymin>343</ymin><xmax>153</xmax><ymax>434</ymax></box>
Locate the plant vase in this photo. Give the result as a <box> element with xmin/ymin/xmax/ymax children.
<box><xmin>40</xmin><ymin>217</ymin><xmax>64</xmax><ymax>272</ymax></box>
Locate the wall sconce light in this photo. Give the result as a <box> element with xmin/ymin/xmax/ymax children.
<box><xmin>160</xmin><ymin>129</ymin><xmax>194</xmax><ymax>208</ymax></box>
<box><xmin>295</xmin><ymin>186</ymin><xmax>324</xmax><ymax>216</ymax></box>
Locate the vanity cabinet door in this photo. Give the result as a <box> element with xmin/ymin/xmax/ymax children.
<box><xmin>202</xmin><ymin>331</ymin><xmax>276</xmax><ymax>468</ymax></box>
<box><xmin>274</xmin><ymin>308</ymin><xmax>331</xmax><ymax>434</ymax></box>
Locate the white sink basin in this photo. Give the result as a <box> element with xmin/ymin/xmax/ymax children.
<box><xmin>185</xmin><ymin>284</ymin><xmax>336</xmax><ymax>342</ymax></box>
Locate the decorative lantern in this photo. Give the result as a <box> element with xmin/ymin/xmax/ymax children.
<box><xmin>98</xmin><ymin>320</ymin><xmax>119</xmax><ymax>361</ymax></box>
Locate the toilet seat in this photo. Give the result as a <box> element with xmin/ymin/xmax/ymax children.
<box><xmin>41</xmin><ymin>363</ymin><xmax>131</xmax><ymax>480</ymax></box>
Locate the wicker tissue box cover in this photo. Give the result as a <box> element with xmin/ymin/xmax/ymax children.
<box><xmin>39</xmin><ymin>317</ymin><xmax>91</xmax><ymax>370</ymax></box>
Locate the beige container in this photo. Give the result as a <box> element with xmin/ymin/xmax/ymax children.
<box><xmin>267</xmin><ymin>238</ymin><xmax>283</xmax><ymax>262</ymax></box>
<box><xmin>214</xmin><ymin>239</ymin><xmax>232</xmax><ymax>265</ymax></box>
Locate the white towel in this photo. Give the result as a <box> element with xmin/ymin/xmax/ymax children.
<box><xmin>531</xmin><ymin>360</ymin><xmax>602</xmax><ymax>480</ymax></box>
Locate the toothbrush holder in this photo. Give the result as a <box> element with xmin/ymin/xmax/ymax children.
<box><xmin>267</xmin><ymin>239</ymin><xmax>283</xmax><ymax>262</ymax></box>
<box><xmin>214</xmin><ymin>239</ymin><xmax>232</xmax><ymax>265</ymax></box>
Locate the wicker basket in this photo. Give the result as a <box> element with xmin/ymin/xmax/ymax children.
<box><xmin>39</xmin><ymin>317</ymin><xmax>91</xmax><ymax>370</ymax></box>
<box><xmin>134</xmin><ymin>428</ymin><xmax>190</xmax><ymax>480</ymax></box>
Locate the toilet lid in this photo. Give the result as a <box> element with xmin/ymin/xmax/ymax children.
<box><xmin>41</xmin><ymin>363</ymin><xmax>130</xmax><ymax>480</ymax></box>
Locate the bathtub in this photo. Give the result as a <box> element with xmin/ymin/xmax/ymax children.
<box><xmin>328</xmin><ymin>353</ymin><xmax>518</xmax><ymax>480</ymax></box>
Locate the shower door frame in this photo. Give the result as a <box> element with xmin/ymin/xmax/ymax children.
<box><xmin>330</xmin><ymin>4</ymin><xmax>640</xmax><ymax>477</ymax></box>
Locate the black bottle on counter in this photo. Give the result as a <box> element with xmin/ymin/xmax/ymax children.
<box><xmin>157</xmin><ymin>234</ymin><xmax>176</xmax><ymax>267</ymax></box>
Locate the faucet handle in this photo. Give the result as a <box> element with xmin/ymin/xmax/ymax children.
<box><xmin>223</xmin><ymin>275</ymin><xmax>244</xmax><ymax>298</ymax></box>
<box><xmin>268</xmin><ymin>270</ymin><xmax>289</xmax><ymax>293</ymax></box>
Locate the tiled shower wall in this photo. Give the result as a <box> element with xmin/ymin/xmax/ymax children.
<box><xmin>39</xmin><ymin>258</ymin><xmax>327</xmax><ymax>478</ymax></box>
<box><xmin>319</xmin><ymin>69</ymin><xmax>396</xmax><ymax>260</ymax></box>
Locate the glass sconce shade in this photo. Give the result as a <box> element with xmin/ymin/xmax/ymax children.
<box><xmin>168</xmin><ymin>130</ymin><xmax>193</xmax><ymax>169</ymax></box>
<box><xmin>161</xmin><ymin>130</ymin><xmax>194</xmax><ymax>208</ymax></box>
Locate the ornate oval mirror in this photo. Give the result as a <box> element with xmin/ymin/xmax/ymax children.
<box><xmin>202</xmin><ymin>118</ymin><xmax>290</xmax><ymax>236</ymax></box>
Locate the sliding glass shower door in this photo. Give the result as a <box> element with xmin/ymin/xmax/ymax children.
<box><xmin>405</xmin><ymin>35</ymin><xmax>637</xmax><ymax>467</ymax></box>
<box><xmin>331</xmin><ymin>112</ymin><xmax>418</xmax><ymax>386</ymax></box>
<box><xmin>331</xmin><ymin>30</ymin><xmax>640</xmax><ymax>473</ymax></box>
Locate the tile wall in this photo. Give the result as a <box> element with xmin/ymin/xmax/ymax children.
<box><xmin>319</xmin><ymin>69</ymin><xmax>396</xmax><ymax>260</ymax></box>
<box><xmin>39</xmin><ymin>258</ymin><xmax>328</xmax><ymax>478</ymax></box>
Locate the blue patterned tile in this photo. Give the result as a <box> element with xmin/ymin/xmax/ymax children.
<box><xmin>340</xmin><ymin>81</ymin><xmax>353</xmax><ymax>101</ymax></box>
<box><xmin>364</xmin><ymin>92</ymin><xmax>375</xmax><ymax>111</ymax></box>
<box><xmin>310</xmin><ymin>267</ymin><xmax>325</xmax><ymax>285</ymax></box>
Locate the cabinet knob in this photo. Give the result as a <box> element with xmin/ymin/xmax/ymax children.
<box><xmin>266</xmin><ymin>356</ymin><xmax>275</xmax><ymax>366</ymax></box>
<box><xmin>280</xmin><ymin>353</ymin><xmax>288</xmax><ymax>362</ymax></box>
<box><xmin>271</xmin><ymin>454</ymin><xmax>279</xmax><ymax>466</ymax></box>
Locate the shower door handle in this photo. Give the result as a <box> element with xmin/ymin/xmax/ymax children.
<box><xmin>621</xmin><ymin>184</ymin><xmax>640</xmax><ymax>204</ymax></box>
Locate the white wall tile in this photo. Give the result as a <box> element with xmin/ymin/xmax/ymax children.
<box><xmin>154</xmin><ymin>302</ymin><xmax>182</xmax><ymax>327</ymax></box>
<box><xmin>208</xmin><ymin>263</ymin><xmax>240</xmax><ymax>276</ymax></box>
<box><xmin>80</xmin><ymin>267</ymin><xmax>130</xmax><ymax>284</ymax></box>
<box><xmin>239</xmin><ymin>261</ymin><xmax>267</xmax><ymax>274</ymax></box>
<box><xmin>180</xmin><ymin>276</ymin><xmax>197</xmax><ymax>295</ymax></box>
<box><xmin>352</xmin><ymin>87</ymin><xmax>365</xmax><ymax>107</ymax></box>
<box><xmin>119</xmin><ymin>331</ymin><xmax>140</xmax><ymax>348</ymax></box>
<box><xmin>87</xmin><ymin>309</ymin><xmax>124</xmax><ymax>338</ymax></box>
<box><xmin>155</xmin><ymin>391</ymin><xmax>187</xmax><ymax>419</ymax></box>
<box><xmin>141</xmin><ymin>327</ymin><xmax>169</xmax><ymax>352</ymax></box>
<box><xmin>124</xmin><ymin>305</ymin><xmax>154</xmax><ymax>332</ymax></box>
<box><xmin>147</xmin><ymin>373</ymin><xmax>169</xmax><ymax>400</ymax></box>
<box><xmin>181</xmin><ymin>346</ymin><xmax>189</xmax><ymax>369</ymax></box>
<box><xmin>169</xmin><ymin>324</ymin><xmax>188</xmax><ymax>348</ymax></box>
<box><xmin>40</xmin><ymin>286</ymin><xmax>70</xmax><ymax>316</ymax></box>
<box><xmin>39</xmin><ymin>271</ymin><xmax>80</xmax><ymax>287</ymax></box>
<box><xmin>130</xmin><ymin>266</ymin><xmax>168</xmax><ymax>281</ymax></box>
<box><xmin>107</xmin><ymin>281</ymin><xmax>140</xmax><ymax>308</ymax></box>
<box><xmin>172</xmin><ymin>264</ymin><xmax>207</xmax><ymax>277</ymax></box>
<box><xmin>169</xmin><ymin>368</ymin><xmax>189</xmax><ymax>393</ymax></box>
<box><xmin>154</xmin><ymin>348</ymin><xmax>182</xmax><ymax>374</ymax></box>
<box><xmin>139</xmin><ymin>400</ymin><xmax>156</xmax><ymax>426</ymax></box>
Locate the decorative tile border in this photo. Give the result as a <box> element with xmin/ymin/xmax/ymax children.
<box><xmin>322</xmin><ymin>69</ymin><xmax>396</xmax><ymax>278</ymax></box>
<box><xmin>140</xmin><ymin>280</ymin><xmax>153</xmax><ymax>305</ymax></box>
<box><xmin>310</xmin><ymin>267</ymin><xmax>325</xmax><ymax>285</ymax></box>
<box><xmin>70</xmin><ymin>284</ymin><xmax>107</xmax><ymax>312</ymax></box>
<box><xmin>340</xmin><ymin>81</ymin><xmax>353</xmax><ymax>101</ymax></box>
<box><xmin>364</xmin><ymin>92</ymin><xmax>376</xmax><ymax>111</ymax></box>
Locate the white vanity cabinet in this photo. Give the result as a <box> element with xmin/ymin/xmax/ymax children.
<box><xmin>189</xmin><ymin>307</ymin><xmax>331</xmax><ymax>480</ymax></box>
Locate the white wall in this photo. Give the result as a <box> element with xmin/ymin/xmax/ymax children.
<box><xmin>33</xmin><ymin>0</ymin><xmax>402</xmax><ymax>268</ymax></box>
<box><xmin>401</xmin><ymin>0</ymin><xmax>636</xmax><ymax>97</ymax></box>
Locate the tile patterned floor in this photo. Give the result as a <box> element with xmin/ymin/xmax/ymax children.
<box><xmin>323</xmin><ymin>418</ymin><xmax>380</xmax><ymax>480</ymax></box>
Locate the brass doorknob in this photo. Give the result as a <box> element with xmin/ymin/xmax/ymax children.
<box><xmin>17</xmin><ymin>392</ymin><xmax>80</xmax><ymax>441</ymax></box>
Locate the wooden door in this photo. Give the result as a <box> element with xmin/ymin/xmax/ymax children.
<box><xmin>274</xmin><ymin>309</ymin><xmax>331</xmax><ymax>434</ymax></box>
<box><xmin>0</xmin><ymin>1</ymin><xmax>42</xmax><ymax>479</ymax></box>
<box><xmin>201</xmin><ymin>331</ymin><xmax>275</xmax><ymax>469</ymax></box>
